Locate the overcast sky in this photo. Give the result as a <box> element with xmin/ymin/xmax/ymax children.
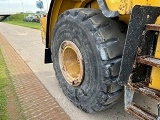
<box><xmin>0</xmin><ymin>0</ymin><xmax>51</xmax><ymax>13</ymax></box>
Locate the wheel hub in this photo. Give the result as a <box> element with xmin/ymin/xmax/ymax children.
<box><xmin>59</xmin><ymin>41</ymin><xmax>84</xmax><ymax>86</ymax></box>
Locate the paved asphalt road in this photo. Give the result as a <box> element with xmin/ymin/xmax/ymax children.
<box><xmin>0</xmin><ymin>23</ymin><xmax>158</xmax><ymax>120</ymax></box>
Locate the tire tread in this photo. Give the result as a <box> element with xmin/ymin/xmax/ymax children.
<box><xmin>53</xmin><ymin>8</ymin><xmax>127</xmax><ymax>112</ymax></box>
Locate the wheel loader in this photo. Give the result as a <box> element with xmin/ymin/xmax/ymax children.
<box><xmin>40</xmin><ymin>0</ymin><xmax>160</xmax><ymax>119</ymax></box>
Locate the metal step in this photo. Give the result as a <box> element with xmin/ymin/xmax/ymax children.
<box><xmin>128</xmin><ymin>82</ymin><xmax>160</xmax><ymax>101</ymax></box>
<box><xmin>136</xmin><ymin>56</ymin><xmax>160</xmax><ymax>68</ymax></box>
<box><xmin>146</xmin><ymin>24</ymin><xmax>160</xmax><ymax>31</ymax></box>
<box><xmin>126</xmin><ymin>103</ymin><xmax>157</xmax><ymax>120</ymax></box>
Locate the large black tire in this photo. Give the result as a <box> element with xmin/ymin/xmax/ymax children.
<box><xmin>52</xmin><ymin>8</ymin><xmax>127</xmax><ymax>113</ymax></box>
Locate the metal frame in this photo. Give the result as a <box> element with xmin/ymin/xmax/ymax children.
<box><xmin>121</xmin><ymin>5</ymin><xmax>160</xmax><ymax>119</ymax></box>
<box><xmin>118</xmin><ymin>5</ymin><xmax>160</xmax><ymax>85</ymax></box>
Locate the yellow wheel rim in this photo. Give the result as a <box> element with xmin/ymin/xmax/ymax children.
<box><xmin>59</xmin><ymin>41</ymin><xmax>84</xmax><ymax>86</ymax></box>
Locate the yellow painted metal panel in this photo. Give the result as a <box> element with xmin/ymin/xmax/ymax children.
<box><xmin>148</xmin><ymin>0</ymin><xmax>160</xmax><ymax>6</ymax></box>
<box><xmin>149</xmin><ymin>16</ymin><xmax>160</xmax><ymax>90</ymax></box>
<box><xmin>150</xmin><ymin>66</ymin><xmax>160</xmax><ymax>91</ymax></box>
<box><xmin>105</xmin><ymin>0</ymin><xmax>127</xmax><ymax>14</ymax></box>
<box><xmin>48</xmin><ymin>0</ymin><xmax>65</xmax><ymax>48</ymax></box>
<box><xmin>91</xmin><ymin>0</ymin><xmax>99</xmax><ymax>9</ymax></box>
<box><xmin>40</xmin><ymin>16</ymin><xmax>47</xmax><ymax>44</ymax></box>
<box><xmin>119</xmin><ymin>15</ymin><xmax>130</xmax><ymax>24</ymax></box>
<box><xmin>105</xmin><ymin>0</ymin><xmax>160</xmax><ymax>15</ymax></box>
<box><xmin>105</xmin><ymin>0</ymin><xmax>122</xmax><ymax>11</ymax></box>
<box><xmin>155</xmin><ymin>33</ymin><xmax>160</xmax><ymax>58</ymax></box>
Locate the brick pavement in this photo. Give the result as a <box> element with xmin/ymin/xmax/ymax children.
<box><xmin>0</xmin><ymin>33</ymin><xmax>70</xmax><ymax>120</ymax></box>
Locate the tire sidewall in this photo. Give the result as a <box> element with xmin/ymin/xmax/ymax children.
<box><xmin>52</xmin><ymin>18</ymin><xmax>104</xmax><ymax>108</ymax></box>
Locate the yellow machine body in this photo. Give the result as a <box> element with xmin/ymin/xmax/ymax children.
<box><xmin>42</xmin><ymin>0</ymin><xmax>160</xmax><ymax>90</ymax></box>
<box><xmin>150</xmin><ymin>17</ymin><xmax>160</xmax><ymax>90</ymax></box>
<box><xmin>106</xmin><ymin>0</ymin><xmax>160</xmax><ymax>14</ymax></box>
<box><xmin>40</xmin><ymin>16</ymin><xmax>47</xmax><ymax>44</ymax></box>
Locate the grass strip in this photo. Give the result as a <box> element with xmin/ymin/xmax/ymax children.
<box><xmin>0</xmin><ymin>49</ymin><xmax>8</xmax><ymax>119</ymax></box>
<box><xmin>4</xmin><ymin>13</ymin><xmax>40</xmax><ymax>30</ymax></box>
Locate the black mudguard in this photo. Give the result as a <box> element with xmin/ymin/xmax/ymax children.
<box><xmin>44</xmin><ymin>0</ymin><xmax>55</xmax><ymax>63</ymax></box>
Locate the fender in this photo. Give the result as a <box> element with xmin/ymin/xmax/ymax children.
<box><xmin>44</xmin><ymin>0</ymin><xmax>119</xmax><ymax>63</ymax></box>
<box><xmin>45</xmin><ymin>0</ymin><xmax>92</xmax><ymax>63</ymax></box>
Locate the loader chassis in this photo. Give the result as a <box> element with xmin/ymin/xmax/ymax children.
<box><xmin>43</xmin><ymin>0</ymin><xmax>160</xmax><ymax>119</ymax></box>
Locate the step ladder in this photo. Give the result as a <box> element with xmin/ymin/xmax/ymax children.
<box><xmin>125</xmin><ymin>24</ymin><xmax>160</xmax><ymax>120</ymax></box>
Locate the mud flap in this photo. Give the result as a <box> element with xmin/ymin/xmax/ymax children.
<box><xmin>45</xmin><ymin>48</ymin><xmax>52</xmax><ymax>63</ymax></box>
